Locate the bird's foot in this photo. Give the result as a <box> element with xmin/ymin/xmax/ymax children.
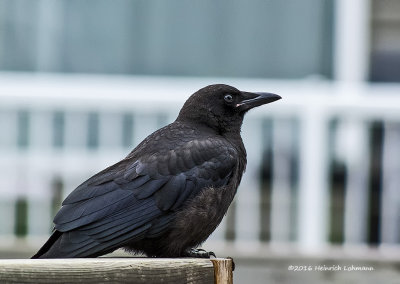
<box><xmin>227</xmin><ymin>256</ymin><xmax>236</xmax><ymax>271</ymax></box>
<box><xmin>183</xmin><ymin>248</ymin><xmax>216</xmax><ymax>258</ymax></box>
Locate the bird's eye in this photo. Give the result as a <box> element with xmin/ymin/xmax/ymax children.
<box><xmin>224</xmin><ymin>94</ymin><xmax>233</xmax><ymax>103</ymax></box>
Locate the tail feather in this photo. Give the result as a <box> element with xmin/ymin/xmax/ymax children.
<box><xmin>31</xmin><ymin>230</ymin><xmax>63</xmax><ymax>259</ymax></box>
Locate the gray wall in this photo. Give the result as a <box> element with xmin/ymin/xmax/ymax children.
<box><xmin>0</xmin><ymin>0</ymin><xmax>333</xmax><ymax>78</ymax></box>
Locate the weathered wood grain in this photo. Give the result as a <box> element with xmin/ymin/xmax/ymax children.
<box><xmin>211</xmin><ymin>258</ymin><xmax>233</xmax><ymax>284</ymax></box>
<box><xmin>0</xmin><ymin>258</ymin><xmax>233</xmax><ymax>284</ymax></box>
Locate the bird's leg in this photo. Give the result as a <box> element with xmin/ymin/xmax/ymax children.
<box><xmin>182</xmin><ymin>248</ymin><xmax>216</xmax><ymax>258</ymax></box>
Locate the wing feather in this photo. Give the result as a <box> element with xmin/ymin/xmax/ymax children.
<box><xmin>49</xmin><ymin>135</ymin><xmax>237</xmax><ymax>257</ymax></box>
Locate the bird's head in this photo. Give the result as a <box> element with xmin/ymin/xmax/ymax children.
<box><xmin>177</xmin><ymin>84</ymin><xmax>281</xmax><ymax>134</ymax></box>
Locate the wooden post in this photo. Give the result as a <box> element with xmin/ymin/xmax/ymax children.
<box><xmin>211</xmin><ymin>258</ymin><xmax>234</xmax><ymax>284</ymax></box>
<box><xmin>0</xmin><ymin>258</ymin><xmax>233</xmax><ymax>284</ymax></box>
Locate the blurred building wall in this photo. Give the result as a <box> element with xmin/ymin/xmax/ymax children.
<box><xmin>0</xmin><ymin>0</ymin><xmax>333</xmax><ymax>78</ymax></box>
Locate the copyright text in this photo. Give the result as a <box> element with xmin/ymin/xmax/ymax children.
<box><xmin>287</xmin><ymin>265</ymin><xmax>375</xmax><ymax>272</ymax></box>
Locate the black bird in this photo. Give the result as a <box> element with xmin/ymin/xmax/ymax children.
<box><xmin>32</xmin><ymin>84</ymin><xmax>280</xmax><ymax>259</ymax></box>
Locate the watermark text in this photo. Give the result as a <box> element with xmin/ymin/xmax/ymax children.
<box><xmin>287</xmin><ymin>264</ymin><xmax>375</xmax><ymax>272</ymax></box>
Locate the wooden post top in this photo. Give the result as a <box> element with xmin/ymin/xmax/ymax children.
<box><xmin>0</xmin><ymin>257</ymin><xmax>233</xmax><ymax>284</ymax></box>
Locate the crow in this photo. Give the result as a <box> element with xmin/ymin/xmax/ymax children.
<box><xmin>32</xmin><ymin>84</ymin><xmax>280</xmax><ymax>259</ymax></box>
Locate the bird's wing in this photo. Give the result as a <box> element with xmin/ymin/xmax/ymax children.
<box><xmin>51</xmin><ymin>137</ymin><xmax>236</xmax><ymax>256</ymax></box>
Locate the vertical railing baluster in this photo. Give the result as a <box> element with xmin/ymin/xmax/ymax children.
<box><xmin>27</xmin><ymin>111</ymin><xmax>53</xmax><ymax>236</ymax></box>
<box><xmin>381</xmin><ymin>122</ymin><xmax>400</xmax><ymax>245</ymax></box>
<box><xmin>98</xmin><ymin>112</ymin><xmax>123</xmax><ymax>150</ymax></box>
<box><xmin>0</xmin><ymin>110</ymin><xmax>18</xmax><ymax>236</ymax></box>
<box><xmin>337</xmin><ymin>119</ymin><xmax>370</xmax><ymax>245</ymax></box>
<box><xmin>234</xmin><ymin>117</ymin><xmax>263</xmax><ymax>246</ymax></box>
<box><xmin>298</xmin><ymin>109</ymin><xmax>329</xmax><ymax>251</ymax></box>
<box><xmin>270</xmin><ymin>118</ymin><xmax>295</xmax><ymax>243</ymax></box>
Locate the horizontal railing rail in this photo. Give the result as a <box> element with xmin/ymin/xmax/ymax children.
<box><xmin>0</xmin><ymin>258</ymin><xmax>233</xmax><ymax>284</ymax></box>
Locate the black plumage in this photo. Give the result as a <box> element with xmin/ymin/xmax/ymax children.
<box><xmin>32</xmin><ymin>84</ymin><xmax>280</xmax><ymax>258</ymax></box>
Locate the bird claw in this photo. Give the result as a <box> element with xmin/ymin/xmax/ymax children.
<box><xmin>227</xmin><ymin>256</ymin><xmax>235</xmax><ymax>271</ymax></box>
<box><xmin>183</xmin><ymin>248</ymin><xmax>216</xmax><ymax>258</ymax></box>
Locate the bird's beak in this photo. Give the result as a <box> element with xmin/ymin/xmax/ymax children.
<box><xmin>236</xmin><ymin>91</ymin><xmax>281</xmax><ymax>111</ymax></box>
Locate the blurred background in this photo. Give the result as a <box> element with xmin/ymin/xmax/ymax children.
<box><xmin>0</xmin><ymin>0</ymin><xmax>400</xmax><ymax>283</ymax></box>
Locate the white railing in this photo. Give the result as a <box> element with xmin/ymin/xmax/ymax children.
<box><xmin>0</xmin><ymin>73</ymin><xmax>399</xmax><ymax>255</ymax></box>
